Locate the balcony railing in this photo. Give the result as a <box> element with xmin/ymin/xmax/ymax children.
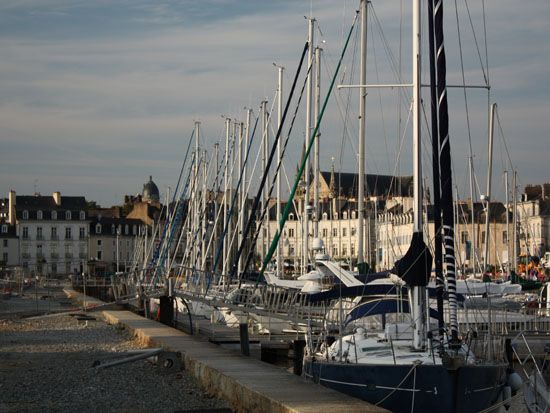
<box><xmin>21</xmin><ymin>252</ymin><xmax>31</xmax><ymax>259</ymax></box>
<box><xmin>65</xmin><ymin>253</ymin><xmax>73</xmax><ymax>259</ymax></box>
<box><xmin>51</xmin><ymin>253</ymin><xmax>59</xmax><ymax>260</ymax></box>
<box><xmin>36</xmin><ymin>235</ymin><xmax>44</xmax><ymax>240</ymax></box>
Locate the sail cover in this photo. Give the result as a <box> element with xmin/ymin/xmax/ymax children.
<box><xmin>393</xmin><ymin>232</ymin><xmax>433</xmax><ymax>287</ymax></box>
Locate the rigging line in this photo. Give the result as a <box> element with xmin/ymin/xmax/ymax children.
<box><xmin>210</xmin><ymin>115</ymin><xmax>260</xmax><ymax>276</ymax></box>
<box><xmin>481</xmin><ymin>0</ymin><xmax>489</xmax><ymax>85</ymax></box>
<box><xmin>241</xmin><ymin>57</ymin><xmax>315</xmax><ymax>282</ymax></box>
<box><xmin>463</xmin><ymin>0</ymin><xmax>489</xmax><ymax>85</ymax></box>
<box><xmin>260</xmin><ymin>11</ymin><xmax>360</xmax><ymax>277</ymax></box>
<box><xmin>336</xmin><ymin>17</ymin><xmax>359</xmax><ymax>173</ymax></box>
<box><xmin>453</xmin><ymin>0</ymin><xmax>476</xmax><ymax>161</ymax></box>
<box><xmin>231</xmin><ymin>41</ymin><xmax>310</xmax><ymax>279</ymax></box>
<box><xmin>494</xmin><ymin>109</ymin><xmax>516</xmax><ymax>172</ymax></box>
<box><xmin>370</xmin><ymin>12</ymin><xmax>391</xmax><ymax>174</ymax></box>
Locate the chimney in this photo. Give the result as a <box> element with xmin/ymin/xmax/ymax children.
<box><xmin>53</xmin><ymin>191</ymin><xmax>61</xmax><ymax>206</ymax></box>
<box><xmin>8</xmin><ymin>190</ymin><xmax>16</xmax><ymax>225</ymax></box>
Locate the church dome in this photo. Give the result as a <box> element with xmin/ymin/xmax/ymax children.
<box><xmin>142</xmin><ymin>175</ymin><xmax>160</xmax><ymax>202</ymax></box>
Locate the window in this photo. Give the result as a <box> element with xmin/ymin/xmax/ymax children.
<box><xmin>3</xmin><ymin>239</ymin><xmax>7</xmax><ymax>247</ymax></box>
<box><xmin>343</xmin><ymin>212</ymin><xmax>348</xmax><ymax>219</ymax></box>
<box><xmin>461</xmin><ymin>231</ymin><xmax>468</xmax><ymax>243</ymax></box>
<box><xmin>322</xmin><ymin>212</ymin><xmax>328</xmax><ymax>220</ymax></box>
<box><xmin>97</xmin><ymin>239</ymin><xmax>102</xmax><ymax>247</ymax></box>
<box><xmin>332</xmin><ymin>246</ymin><xmax>338</xmax><ymax>256</ymax></box>
<box><xmin>322</xmin><ymin>228</ymin><xmax>328</xmax><ymax>237</ymax></box>
<box><xmin>289</xmin><ymin>213</ymin><xmax>295</xmax><ymax>221</ymax></box>
<box><xmin>1</xmin><ymin>225</ymin><xmax>7</xmax><ymax>233</ymax></box>
<box><xmin>342</xmin><ymin>244</ymin><xmax>348</xmax><ymax>256</ymax></box>
<box><xmin>22</xmin><ymin>227</ymin><xmax>29</xmax><ymax>239</ymax></box>
<box><xmin>125</xmin><ymin>224</ymin><xmax>129</xmax><ymax>235</ymax></box>
<box><xmin>111</xmin><ymin>224</ymin><xmax>115</xmax><ymax>235</ymax></box>
<box><xmin>65</xmin><ymin>227</ymin><xmax>72</xmax><ymax>240</ymax></box>
<box><xmin>65</xmin><ymin>211</ymin><xmax>71</xmax><ymax>220</ymax></box>
<box><xmin>343</xmin><ymin>228</ymin><xmax>347</xmax><ymax>237</ymax></box>
<box><xmin>332</xmin><ymin>228</ymin><xmax>338</xmax><ymax>237</ymax></box>
<box><xmin>51</xmin><ymin>263</ymin><xmax>57</xmax><ymax>274</ymax></box>
<box><xmin>96</xmin><ymin>224</ymin><xmax>102</xmax><ymax>234</ymax></box>
<box><xmin>51</xmin><ymin>227</ymin><xmax>57</xmax><ymax>240</ymax></box>
<box><xmin>481</xmin><ymin>231</ymin><xmax>486</xmax><ymax>244</ymax></box>
<box><xmin>37</xmin><ymin>210</ymin><xmax>43</xmax><ymax>220</ymax></box>
<box><xmin>79</xmin><ymin>211</ymin><xmax>85</xmax><ymax>220</ymax></box>
<box><xmin>37</xmin><ymin>244</ymin><xmax>43</xmax><ymax>257</ymax></box>
<box><xmin>351</xmin><ymin>211</ymin><xmax>357</xmax><ymax>219</ymax></box>
<box><xmin>334</xmin><ymin>212</ymin><xmax>338</xmax><ymax>220</ymax></box>
<box><xmin>2</xmin><ymin>252</ymin><xmax>8</xmax><ymax>262</ymax></box>
<box><xmin>22</xmin><ymin>210</ymin><xmax>29</xmax><ymax>220</ymax></box>
<box><xmin>97</xmin><ymin>250</ymin><xmax>102</xmax><ymax>260</ymax></box>
<box><xmin>79</xmin><ymin>227</ymin><xmax>86</xmax><ymax>239</ymax></box>
<box><xmin>351</xmin><ymin>243</ymin><xmax>355</xmax><ymax>256</ymax></box>
<box><xmin>36</xmin><ymin>227</ymin><xmax>43</xmax><ymax>240</ymax></box>
<box><xmin>288</xmin><ymin>228</ymin><xmax>295</xmax><ymax>238</ymax></box>
<box><xmin>502</xmin><ymin>231</ymin><xmax>508</xmax><ymax>243</ymax></box>
<box><xmin>51</xmin><ymin>211</ymin><xmax>57</xmax><ymax>220</ymax></box>
<box><xmin>133</xmin><ymin>225</ymin><xmax>137</xmax><ymax>235</ymax></box>
<box><xmin>351</xmin><ymin>227</ymin><xmax>356</xmax><ymax>236</ymax></box>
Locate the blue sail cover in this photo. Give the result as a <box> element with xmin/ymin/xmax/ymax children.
<box><xmin>344</xmin><ymin>298</ymin><xmax>440</xmax><ymax>326</ymax></box>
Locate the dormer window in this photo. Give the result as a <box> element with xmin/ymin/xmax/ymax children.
<box><xmin>96</xmin><ymin>224</ymin><xmax>102</xmax><ymax>234</ymax></box>
<box><xmin>289</xmin><ymin>213</ymin><xmax>295</xmax><ymax>221</ymax></box>
<box><xmin>22</xmin><ymin>210</ymin><xmax>29</xmax><ymax>220</ymax></box>
<box><xmin>124</xmin><ymin>224</ymin><xmax>129</xmax><ymax>235</ymax></box>
<box><xmin>51</xmin><ymin>211</ymin><xmax>57</xmax><ymax>220</ymax></box>
<box><xmin>132</xmin><ymin>225</ymin><xmax>137</xmax><ymax>235</ymax></box>
<box><xmin>37</xmin><ymin>210</ymin><xmax>43</xmax><ymax>220</ymax></box>
<box><xmin>65</xmin><ymin>211</ymin><xmax>71</xmax><ymax>220</ymax></box>
<box><xmin>111</xmin><ymin>224</ymin><xmax>115</xmax><ymax>235</ymax></box>
<box><xmin>343</xmin><ymin>212</ymin><xmax>348</xmax><ymax>219</ymax></box>
<box><xmin>351</xmin><ymin>211</ymin><xmax>357</xmax><ymax>219</ymax></box>
<box><xmin>322</xmin><ymin>212</ymin><xmax>328</xmax><ymax>220</ymax></box>
<box><xmin>79</xmin><ymin>211</ymin><xmax>85</xmax><ymax>220</ymax></box>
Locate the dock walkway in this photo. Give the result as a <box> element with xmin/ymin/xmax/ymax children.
<box><xmin>102</xmin><ymin>310</ymin><xmax>385</xmax><ymax>413</ymax></box>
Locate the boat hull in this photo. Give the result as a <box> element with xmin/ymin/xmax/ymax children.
<box><xmin>304</xmin><ymin>358</ymin><xmax>507</xmax><ymax>413</ymax></box>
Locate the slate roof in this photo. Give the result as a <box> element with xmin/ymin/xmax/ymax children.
<box><xmin>15</xmin><ymin>195</ymin><xmax>87</xmax><ymax>220</ymax></box>
<box><xmin>320</xmin><ymin>171</ymin><xmax>414</xmax><ymax>198</ymax></box>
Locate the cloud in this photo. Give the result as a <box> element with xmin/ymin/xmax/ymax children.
<box><xmin>0</xmin><ymin>0</ymin><xmax>548</xmax><ymax>206</ymax></box>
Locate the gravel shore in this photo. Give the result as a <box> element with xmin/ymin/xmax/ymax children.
<box><xmin>0</xmin><ymin>289</ymin><xmax>231</xmax><ymax>413</ymax></box>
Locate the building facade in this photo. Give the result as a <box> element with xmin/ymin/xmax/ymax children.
<box><xmin>9</xmin><ymin>191</ymin><xmax>89</xmax><ymax>276</ymax></box>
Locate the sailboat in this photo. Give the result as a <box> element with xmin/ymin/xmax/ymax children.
<box><xmin>302</xmin><ymin>1</ymin><xmax>515</xmax><ymax>412</ymax></box>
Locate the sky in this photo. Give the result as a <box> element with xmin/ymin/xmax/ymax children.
<box><xmin>0</xmin><ymin>0</ymin><xmax>548</xmax><ymax>207</ymax></box>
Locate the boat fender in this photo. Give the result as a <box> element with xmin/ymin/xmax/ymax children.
<box><xmin>507</xmin><ymin>371</ymin><xmax>523</xmax><ymax>393</ymax></box>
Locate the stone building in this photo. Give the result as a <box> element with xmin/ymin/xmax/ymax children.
<box><xmin>8</xmin><ymin>190</ymin><xmax>89</xmax><ymax>276</ymax></box>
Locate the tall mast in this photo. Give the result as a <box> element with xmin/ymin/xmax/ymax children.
<box><xmin>434</xmin><ymin>0</ymin><xmax>458</xmax><ymax>342</ymax></box>
<box><xmin>276</xmin><ymin>66</ymin><xmax>284</xmax><ymax>277</ymax></box>
<box><xmin>201</xmin><ymin>149</ymin><xmax>207</xmax><ymax>271</ymax></box>
<box><xmin>358</xmin><ymin>0</ymin><xmax>367</xmax><ymax>266</ymax></box>
<box><xmin>469</xmin><ymin>156</ymin><xmax>477</xmax><ymax>274</ymax></box>
<box><xmin>264</xmin><ymin>100</ymin><xmax>269</xmax><ymax>257</ymax></box>
<box><xmin>303</xmin><ymin>17</ymin><xmax>314</xmax><ymax>274</ymax></box>
<box><xmin>243</xmin><ymin>109</ymin><xmax>251</xmax><ymax>272</ymax></box>
<box><xmin>512</xmin><ymin>170</ymin><xmax>518</xmax><ymax>275</ymax></box>
<box><xmin>237</xmin><ymin>122</ymin><xmax>244</xmax><ymax>274</ymax></box>
<box><xmin>483</xmin><ymin>103</ymin><xmax>497</xmax><ymax>273</ymax></box>
<box><xmin>222</xmin><ymin>118</ymin><xmax>230</xmax><ymax>275</ymax></box>
<box><xmin>411</xmin><ymin>0</ymin><xmax>426</xmax><ymax>350</ymax></box>
<box><xmin>313</xmin><ymin>48</ymin><xmax>321</xmax><ymax>240</ymax></box>
<box><xmin>504</xmin><ymin>170</ymin><xmax>510</xmax><ymax>275</ymax></box>
<box><xmin>193</xmin><ymin>121</ymin><xmax>201</xmax><ymax>268</ymax></box>
<box><xmin>428</xmin><ymin>0</ymin><xmax>444</xmax><ymax>336</ymax></box>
